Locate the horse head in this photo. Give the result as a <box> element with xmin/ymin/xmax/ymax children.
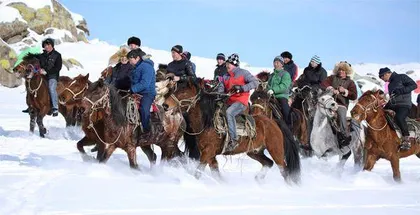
<box><xmin>316</xmin><ymin>90</ymin><xmax>338</xmax><ymax>118</ymax></box>
<box><xmin>162</xmin><ymin>77</ymin><xmax>201</xmax><ymax>112</ymax></box>
<box><xmin>350</xmin><ymin>89</ymin><xmax>385</xmax><ymax>123</ymax></box>
<box><xmin>250</xmin><ymin>87</ymin><xmax>271</xmax><ymax>115</ymax></box>
<box><xmin>59</xmin><ymin>73</ymin><xmax>90</xmax><ymax>105</ymax></box>
<box><xmin>81</xmin><ymin>79</ymin><xmax>126</xmax><ymax>126</ymax></box>
<box><xmin>100</xmin><ymin>66</ymin><xmax>112</xmax><ymax>80</ymax></box>
<box><xmin>256</xmin><ymin>70</ymin><xmax>270</xmax><ymax>91</ymax></box>
<box><xmin>13</xmin><ymin>53</ymin><xmax>42</xmax><ymax>79</ymax></box>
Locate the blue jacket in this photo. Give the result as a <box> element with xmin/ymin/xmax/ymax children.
<box><xmin>131</xmin><ymin>59</ymin><xmax>156</xmax><ymax>95</ymax></box>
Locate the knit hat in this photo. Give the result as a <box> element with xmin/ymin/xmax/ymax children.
<box><xmin>273</xmin><ymin>55</ymin><xmax>284</xmax><ymax>64</ymax></box>
<box><xmin>378</xmin><ymin>67</ymin><xmax>391</xmax><ymax>77</ymax></box>
<box><xmin>281</xmin><ymin>51</ymin><xmax>293</xmax><ymax>59</ymax></box>
<box><xmin>171</xmin><ymin>45</ymin><xmax>183</xmax><ymax>54</ymax></box>
<box><xmin>226</xmin><ymin>53</ymin><xmax>240</xmax><ymax>67</ymax></box>
<box><xmin>42</xmin><ymin>38</ymin><xmax>55</xmax><ymax>48</ymax></box>
<box><xmin>127</xmin><ymin>36</ymin><xmax>141</xmax><ymax>47</ymax></box>
<box><xmin>311</xmin><ymin>55</ymin><xmax>321</xmax><ymax>64</ymax></box>
<box><xmin>216</xmin><ymin>53</ymin><xmax>226</xmax><ymax>61</ymax></box>
<box><xmin>183</xmin><ymin>51</ymin><xmax>191</xmax><ymax>60</ymax></box>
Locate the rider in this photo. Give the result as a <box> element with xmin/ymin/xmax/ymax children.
<box><xmin>166</xmin><ymin>45</ymin><xmax>196</xmax><ymax>82</ymax></box>
<box><xmin>321</xmin><ymin>61</ymin><xmax>357</xmax><ymax>148</ymax></box>
<box><xmin>214</xmin><ymin>53</ymin><xmax>228</xmax><ymax>81</ymax></box>
<box><xmin>281</xmin><ymin>51</ymin><xmax>298</xmax><ymax>83</ymax></box>
<box><xmin>105</xmin><ymin>45</ymin><xmax>133</xmax><ymax>91</ymax></box>
<box><xmin>267</xmin><ymin>56</ymin><xmax>292</xmax><ymax>127</ymax></box>
<box><xmin>217</xmin><ymin>53</ymin><xmax>259</xmax><ymax>152</ymax></box>
<box><xmin>183</xmin><ymin>51</ymin><xmax>196</xmax><ymax>74</ymax></box>
<box><xmin>295</xmin><ymin>55</ymin><xmax>327</xmax><ymax>89</ymax></box>
<box><xmin>127</xmin><ymin>36</ymin><xmax>141</xmax><ymax>50</ymax></box>
<box><xmin>128</xmin><ymin>48</ymin><xmax>156</xmax><ymax>135</ymax></box>
<box><xmin>379</xmin><ymin>67</ymin><xmax>417</xmax><ymax>150</ymax></box>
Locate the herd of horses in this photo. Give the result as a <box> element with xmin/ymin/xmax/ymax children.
<box><xmin>12</xmin><ymin>53</ymin><xmax>420</xmax><ymax>183</ymax></box>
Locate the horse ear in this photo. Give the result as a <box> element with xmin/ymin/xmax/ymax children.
<box><xmin>98</xmin><ymin>78</ymin><xmax>104</xmax><ymax>87</ymax></box>
<box><xmin>85</xmin><ymin>73</ymin><xmax>90</xmax><ymax>80</ymax></box>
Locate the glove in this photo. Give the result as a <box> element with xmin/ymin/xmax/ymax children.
<box><xmin>179</xmin><ymin>75</ymin><xmax>188</xmax><ymax>82</ymax></box>
<box><xmin>267</xmin><ymin>89</ymin><xmax>274</xmax><ymax>95</ymax></box>
<box><xmin>40</xmin><ymin>69</ymin><xmax>47</xmax><ymax>75</ymax></box>
<box><xmin>231</xmin><ymin>85</ymin><xmax>244</xmax><ymax>93</ymax></box>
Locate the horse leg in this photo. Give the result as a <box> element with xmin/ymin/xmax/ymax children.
<box><xmin>337</xmin><ymin>151</ymin><xmax>351</xmax><ymax>169</ymax></box>
<box><xmin>390</xmin><ymin>155</ymin><xmax>401</xmax><ymax>182</ymax></box>
<box><xmin>208</xmin><ymin>157</ymin><xmax>222</xmax><ymax>180</ymax></box>
<box><xmin>194</xmin><ymin>148</ymin><xmax>213</xmax><ymax>179</ymax></box>
<box><xmin>77</xmin><ymin>136</ymin><xmax>96</xmax><ymax>161</ymax></box>
<box><xmin>140</xmin><ymin>145</ymin><xmax>157</xmax><ymax>168</ymax></box>
<box><xmin>265</xmin><ymin>139</ymin><xmax>287</xmax><ymax>180</ymax></box>
<box><xmin>98</xmin><ymin>144</ymin><xmax>117</xmax><ymax>164</ymax></box>
<box><xmin>352</xmin><ymin>145</ymin><xmax>365</xmax><ymax>170</ymax></box>
<box><xmin>29</xmin><ymin>111</ymin><xmax>36</xmax><ymax>133</ymax></box>
<box><xmin>125</xmin><ymin>145</ymin><xmax>139</xmax><ymax>169</ymax></box>
<box><xmin>363</xmin><ymin>153</ymin><xmax>378</xmax><ymax>171</ymax></box>
<box><xmin>247</xmin><ymin>151</ymin><xmax>274</xmax><ymax>181</ymax></box>
<box><xmin>36</xmin><ymin>115</ymin><xmax>47</xmax><ymax>138</ymax></box>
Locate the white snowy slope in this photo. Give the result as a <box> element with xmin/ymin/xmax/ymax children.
<box><xmin>1</xmin><ymin>40</ymin><xmax>420</xmax><ymax>215</ymax></box>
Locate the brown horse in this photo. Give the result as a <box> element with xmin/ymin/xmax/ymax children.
<box><xmin>253</xmin><ymin>71</ymin><xmax>309</xmax><ymax>152</ymax></box>
<box><xmin>350</xmin><ymin>90</ymin><xmax>420</xmax><ymax>181</ymax></box>
<box><xmin>78</xmin><ymin>79</ymin><xmax>185</xmax><ymax>168</ymax></box>
<box><xmin>163</xmin><ymin>78</ymin><xmax>301</xmax><ymax>183</ymax></box>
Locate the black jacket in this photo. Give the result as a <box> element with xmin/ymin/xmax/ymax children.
<box><xmin>213</xmin><ymin>63</ymin><xmax>228</xmax><ymax>81</ymax></box>
<box><xmin>167</xmin><ymin>58</ymin><xmax>196</xmax><ymax>82</ymax></box>
<box><xmin>108</xmin><ymin>62</ymin><xmax>133</xmax><ymax>91</ymax></box>
<box><xmin>296</xmin><ymin>63</ymin><xmax>327</xmax><ymax>88</ymax></box>
<box><xmin>283</xmin><ymin>60</ymin><xmax>297</xmax><ymax>81</ymax></box>
<box><xmin>40</xmin><ymin>49</ymin><xmax>62</xmax><ymax>80</ymax></box>
<box><xmin>387</xmin><ymin>72</ymin><xmax>417</xmax><ymax>108</ymax></box>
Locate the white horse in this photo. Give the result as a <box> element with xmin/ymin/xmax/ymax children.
<box><xmin>310</xmin><ymin>91</ymin><xmax>365</xmax><ymax>169</ymax></box>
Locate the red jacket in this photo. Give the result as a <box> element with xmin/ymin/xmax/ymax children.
<box><xmin>218</xmin><ymin>68</ymin><xmax>259</xmax><ymax>106</ymax></box>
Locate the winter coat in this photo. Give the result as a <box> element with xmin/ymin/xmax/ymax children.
<box><xmin>268</xmin><ymin>69</ymin><xmax>292</xmax><ymax>99</ymax></box>
<box><xmin>283</xmin><ymin>60</ymin><xmax>298</xmax><ymax>82</ymax></box>
<box><xmin>106</xmin><ymin>62</ymin><xmax>133</xmax><ymax>91</ymax></box>
<box><xmin>213</xmin><ymin>63</ymin><xmax>228</xmax><ymax>81</ymax></box>
<box><xmin>321</xmin><ymin>75</ymin><xmax>357</xmax><ymax>108</ymax></box>
<box><xmin>218</xmin><ymin>67</ymin><xmax>259</xmax><ymax>106</ymax></box>
<box><xmin>167</xmin><ymin>58</ymin><xmax>196</xmax><ymax>82</ymax></box>
<box><xmin>387</xmin><ymin>72</ymin><xmax>416</xmax><ymax>108</ymax></box>
<box><xmin>131</xmin><ymin>59</ymin><xmax>156</xmax><ymax>96</ymax></box>
<box><xmin>296</xmin><ymin>63</ymin><xmax>327</xmax><ymax>88</ymax></box>
<box><xmin>40</xmin><ymin>49</ymin><xmax>62</xmax><ymax>80</ymax></box>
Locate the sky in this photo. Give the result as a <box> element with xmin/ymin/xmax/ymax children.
<box><xmin>61</xmin><ymin>0</ymin><xmax>420</xmax><ymax>69</ymax></box>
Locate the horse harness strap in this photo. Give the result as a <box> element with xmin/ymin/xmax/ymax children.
<box><xmin>355</xmin><ymin>94</ymin><xmax>388</xmax><ymax>131</ymax></box>
<box><xmin>170</xmin><ymin>91</ymin><xmax>200</xmax><ymax>113</ymax></box>
<box><xmin>63</xmin><ymin>82</ymin><xmax>89</xmax><ymax>103</ymax></box>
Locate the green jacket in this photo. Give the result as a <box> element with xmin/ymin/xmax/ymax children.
<box><xmin>268</xmin><ymin>69</ymin><xmax>291</xmax><ymax>99</ymax></box>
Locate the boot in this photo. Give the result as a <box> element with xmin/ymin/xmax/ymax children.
<box><xmin>52</xmin><ymin>108</ymin><xmax>58</xmax><ymax>117</ymax></box>
<box><xmin>91</xmin><ymin>145</ymin><xmax>98</xmax><ymax>152</ymax></box>
<box><xmin>399</xmin><ymin>136</ymin><xmax>411</xmax><ymax>151</ymax></box>
<box><xmin>22</xmin><ymin>107</ymin><xmax>30</xmax><ymax>113</ymax></box>
<box><xmin>224</xmin><ymin>139</ymin><xmax>239</xmax><ymax>153</ymax></box>
<box><xmin>339</xmin><ymin>134</ymin><xmax>352</xmax><ymax>148</ymax></box>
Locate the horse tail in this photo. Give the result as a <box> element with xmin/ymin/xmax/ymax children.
<box><xmin>275</xmin><ymin>117</ymin><xmax>301</xmax><ymax>184</ymax></box>
<box><xmin>183</xmin><ymin>113</ymin><xmax>200</xmax><ymax>160</ymax></box>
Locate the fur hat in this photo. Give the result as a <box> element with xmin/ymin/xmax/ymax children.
<box><xmin>281</xmin><ymin>51</ymin><xmax>293</xmax><ymax>60</ymax></box>
<box><xmin>108</xmin><ymin>45</ymin><xmax>131</xmax><ymax>65</ymax></box>
<box><xmin>127</xmin><ymin>36</ymin><xmax>141</xmax><ymax>47</ymax></box>
<box><xmin>332</xmin><ymin>61</ymin><xmax>353</xmax><ymax>77</ymax></box>
<box><xmin>226</xmin><ymin>53</ymin><xmax>240</xmax><ymax>67</ymax></box>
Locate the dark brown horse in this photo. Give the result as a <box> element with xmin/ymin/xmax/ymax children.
<box><xmin>78</xmin><ymin>79</ymin><xmax>185</xmax><ymax>168</ymax></box>
<box><xmin>350</xmin><ymin>90</ymin><xmax>420</xmax><ymax>181</ymax></box>
<box><xmin>163</xmin><ymin>78</ymin><xmax>301</xmax><ymax>183</ymax></box>
<box><xmin>253</xmin><ymin>71</ymin><xmax>309</xmax><ymax>152</ymax></box>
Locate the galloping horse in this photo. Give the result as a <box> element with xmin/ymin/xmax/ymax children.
<box><xmin>253</xmin><ymin>71</ymin><xmax>309</xmax><ymax>151</ymax></box>
<box><xmin>78</xmin><ymin>79</ymin><xmax>185</xmax><ymax>168</ymax></box>
<box><xmin>351</xmin><ymin>90</ymin><xmax>420</xmax><ymax>181</ymax></box>
<box><xmin>310</xmin><ymin>91</ymin><xmax>365</xmax><ymax>169</ymax></box>
<box><xmin>163</xmin><ymin>78</ymin><xmax>301</xmax><ymax>183</ymax></box>
<box><xmin>13</xmin><ymin>53</ymin><xmax>79</xmax><ymax>136</ymax></box>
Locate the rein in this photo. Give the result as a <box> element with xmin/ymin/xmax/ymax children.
<box><xmin>355</xmin><ymin>94</ymin><xmax>388</xmax><ymax>131</ymax></box>
<box><xmin>61</xmin><ymin>80</ymin><xmax>89</xmax><ymax>104</ymax></box>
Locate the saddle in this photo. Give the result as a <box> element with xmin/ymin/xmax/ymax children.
<box><xmin>214</xmin><ymin>104</ymin><xmax>256</xmax><ymax>141</ymax></box>
<box><xmin>384</xmin><ymin>111</ymin><xmax>420</xmax><ymax>141</ymax></box>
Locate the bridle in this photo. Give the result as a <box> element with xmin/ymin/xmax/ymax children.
<box><xmin>24</xmin><ymin>64</ymin><xmax>43</xmax><ymax>98</ymax></box>
<box><xmin>354</xmin><ymin>94</ymin><xmax>388</xmax><ymax>131</ymax></box>
<box><xmin>60</xmin><ymin>79</ymin><xmax>89</xmax><ymax>104</ymax></box>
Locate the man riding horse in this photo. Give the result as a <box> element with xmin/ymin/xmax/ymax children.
<box><xmin>378</xmin><ymin>67</ymin><xmax>417</xmax><ymax>150</ymax></box>
<box><xmin>217</xmin><ymin>53</ymin><xmax>259</xmax><ymax>152</ymax></box>
<box><xmin>320</xmin><ymin>61</ymin><xmax>357</xmax><ymax>148</ymax></box>
<box><xmin>22</xmin><ymin>38</ymin><xmax>62</xmax><ymax>116</ymax></box>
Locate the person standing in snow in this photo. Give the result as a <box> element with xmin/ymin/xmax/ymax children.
<box><xmin>214</xmin><ymin>53</ymin><xmax>228</xmax><ymax>82</ymax></box>
<box><xmin>281</xmin><ymin>51</ymin><xmax>299</xmax><ymax>83</ymax></box>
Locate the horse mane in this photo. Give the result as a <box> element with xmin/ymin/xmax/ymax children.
<box><xmin>23</xmin><ymin>53</ymin><xmax>41</xmax><ymax>66</ymax></box>
<box><xmin>256</xmin><ymin>71</ymin><xmax>270</xmax><ymax>81</ymax></box>
<box><xmin>199</xmin><ymin>90</ymin><xmax>219</xmax><ymax>129</ymax></box>
<box><xmin>250</xmin><ymin>90</ymin><xmax>269</xmax><ymax>101</ymax></box>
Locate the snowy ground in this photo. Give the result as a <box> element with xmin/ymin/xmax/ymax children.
<box><xmin>1</xmin><ymin>81</ymin><xmax>420</xmax><ymax>215</ymax></box>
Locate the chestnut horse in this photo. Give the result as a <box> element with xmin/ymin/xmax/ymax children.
<box><xmin>163</xmin><ymin>78</ymin><xmax>301</xmax><ymax>183</ymax></box>
<box><xmin>78</xmin><ymin>79</ymin><xmax>185</xmax><ymax>168</ymax></box>
<box><xmin>13</xmin><ymin>53</ymin><xmax>80</xmax><ymax>136</ymax></box>
<box><xmin>351</xmin><ymin>90</ymin><xmax>420</xmax><ymax>181</ymax></box>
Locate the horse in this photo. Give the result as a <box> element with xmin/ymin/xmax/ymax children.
<box><xmin>78</xmin><ymin>79</ymin><xmax>185</xmax><ymax>168</ymax></box>
<box><xmin>163</xmin><ymin>78</ymin><xmax>301</xmax><ymax>183</ymax></box>
<box><xmin>350</xmin><ymin>90</ymin><xmax>420</xmax><ymax>181</ymax></box>
<box><xmin>58</xmin><ymin>74</ymin><xmax>90</xmax><ymax>126</ymax></box>
<box><xmin>253</xmin><ymin>71</ymin><xmax>309</xmax><ymax>154</ymax></box>
<box><xmin>13</xmin><ymin>53</ymin><xmax>79</xmax><ymax>136</ymax></box>
<box><xmin>310</xmin><ymin>90</ymin><xmax>365</xmax><ymax>169</ymax></box>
